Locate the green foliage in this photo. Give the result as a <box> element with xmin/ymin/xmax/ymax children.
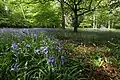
<box><xmin>0</xmin><ymin>0</ymin><xmax>120</xmax><ymax>29</ymax></box>
<box><xmin>0</xmin><ymin>30</ymin><xmax>87</xmax><ymax>80</ymax></box>
<box><xmin>0</xmin><ymin>0</ymin><xmax>61</xmax><ymax>28</ymax></box>
<box><xmin>34</xmin><ymin>2</ymin><xmax>61</xmax><ymax>27</ymax></box>
<box><xmin>0</xmin><ymin>0</ymin><xmax>8</xmax><ymax>17</ymax></box>
<box><xmin>1</xmin><ymin>29</ymin><xmax>120</xmax><ymax>79</ymax></box>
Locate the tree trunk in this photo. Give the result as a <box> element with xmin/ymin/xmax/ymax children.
<box><xmin>112</xmin><ymin>21</ymin><xmax>114</xmax><ymax>28</ymax></box>
<box><xmin>73</xmin><ymin>11</ymin><xmax>79</xmax><ymax>32</ymax></box>
<box><xmin>108</xmin><ymin>20</ymin><xmax>110</xmax><ymax>29</ymax></box>
<box><xmin>62</xmin><ymin>14</ymin><xmax>65</xmax><ymax>29</ymax></box>
<box><xmin>93</xmin><ymin>13</ymin><xmax>96</xmax><ymax>28</ymax></box>
<box><xmin>61</xmin><ymin>0</ymin><xmax>65</xmax><ymax>29</ymax></box>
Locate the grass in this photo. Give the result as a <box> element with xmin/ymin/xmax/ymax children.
<box><xmin>0</xmin><ymin>28</ymin><xmax>120</xmax><ymax>80</ymax></box>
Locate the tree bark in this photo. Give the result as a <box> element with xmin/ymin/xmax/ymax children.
<box><xmin>61</xmin><ymin>0</ymin><xmax>65</xmax><ymax>29</ymax></box>
<box><xmin>73</xmin><ymin>11</ymin><xmax>79</xmax><ymax>32</ymax></box>
<box><xmin>93</xmin><ymin>13</ymin><xmax>96</xmax><ymax>28</ymax></box>
<box><xmin>108</xmin><ymin>20</ymin><xmax>110</xmax><ymax>29</ymax></box>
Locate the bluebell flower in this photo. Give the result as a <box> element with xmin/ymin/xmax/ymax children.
<box><xmin>10</xmin><ymin>63</ymin><xmax>18</xmax><ymax>72</ymax></box>
<box><xmin>40</xmin><ymin>46</ymin><xmax>48</xmax><ymax>54</ymax></box>
<box><xmin>43</xmin><ymin>47</ymin><xmax>48</xmax><ymax>54</ymax></box>
<box><xmin>22</xmin><ymin>29</ymin><xmax>28</xmax><ymax>34</ymax></box>
<box><xmin>11</xmin><ymin>42</ymin><xmax>18</xmax><ymax>53</ymax></box>
<box><xmin>40</xmin><ymin>47</ymin><xmax>45</xmax><ymax>50</ymax></box>
<box><xmin>33</xmin><ymin>34</ymin><xmax>38</xmax><ymax>39</ymax></box>
<box><xmin>26</xmin><ymin>44</ymin><xmax>30</xmax><ymax>48</ymax></box>
<box><xmin>61</xmin><ymin>56</ymin><xmax>65</xmax><ymax>65</ymax></box>
<box><xmin>12</xmin><ymin>42</ymin><xmax>17</xmax><ymax>50</ymax></box>
<box><xmin>34</xmin><ymin>49</ymin><xmax>40</xmax><ymax>54</ymax></box>
<box><xmin>48</xmin><ymin>57</ymin><xmax>56</xmax><ymax>66</ymax></box>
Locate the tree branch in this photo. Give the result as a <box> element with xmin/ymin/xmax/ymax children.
<box><xmin>57</xmin><ymin>0</ymin><xmax>74</xmax><ymax>11</ymax></box>
<box><xmin>78</xmin><ymin>9</ymin><xmax>94</xmax><ymax>16</ymax></box>
<box><xmin>94</xmin><ymin>0</ymin><xmax>103</xmax><ymax>9</ymax></box>
<box><xmin>77</xmin><ymin>7</ymin><xmax>88</xmax><ymax>11</ymax></box>
<box><xmin>69</xmin><ymin>0</ymin><xmax>75</xmax><ymax>5</ymax></box>
<box><xmin>77</xmin><ymin>0</ymin><xmax>82</xmax><ymax>5</ymax></box>
<box><xmin>77</xmin><ymin>0</ymin><xmax>92</xmax><ymax>11</ymax></box>
<box><xmin>78</xmin><ymin>0</ymin><xmax>102</xmax><ymax>16</ymax></box>
<box><xmin>88</xmin><ymin>0</ymin><xmax>93</xmax><ymax>9</ymax></box>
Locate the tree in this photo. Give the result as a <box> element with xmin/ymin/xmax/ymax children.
<box><xmin>91</xmin><ymin>0</ymin><xmax>120</xmax><ymax>29</ymax></box>
<box><xmin>0</xmin><ymin>0</ymin><xmax>9</xmax><ymax>18</ymax></box>
<box><xmin>57</xmin><ymin>0</ymin><xmax>102</xmax><ymax>32</ymax></box>
<box><xmin>60</xmin><ymin>0</ymin><xmax>65</xmax><ymax>29</ymax></box>
<box><xmin>0</xmin><ymin>0</ymin><xmax>61</xmax><ymax>28</ymax></box>
<box><xmin>34</xmin><ymin>1</ymin><xmax>61</xmax><ymax>27</ymax></box>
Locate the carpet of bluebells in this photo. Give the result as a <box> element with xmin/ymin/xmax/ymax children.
<box><xmin>0</xmin><ymin>29</ymin><xmax>85</xmax><ymax>80</ymax></box>
<box><xmin>1</xmin><ymin>28</ymin><xmax>120</xmax><ymax>80</ymax></box>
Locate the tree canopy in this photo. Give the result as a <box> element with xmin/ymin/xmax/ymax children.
<box><xmin>0</xmin><ymin>0</ymin><xmax>120</xmax><ymax>31</ymax></box>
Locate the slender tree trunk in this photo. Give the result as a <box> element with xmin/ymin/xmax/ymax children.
<box><xmin>112</xmin><ymin>21</ymin><xmax>114</xmax><ymax>28</ymax></box>
<box><xmin>108</xmin><ymin>20</ymin><xmax>110</xmax><ymax>29</ymax></box>
<box><xmin>96</xmin><ymin>18</ymin><xmax>97</xmax><ymax>29</ymax></box>
<box><xmin>93</xmin><ymin>13</ymin><xmax>96</xmax><ymax>28</ymax></box>
<box><xmin>73</xmin><ymin>11</ymin><xmax>78</xmax><ymax>32</ymax></box>
<box><xmin>61</xmin><ymin>0</ymin><xmax>65</xmax><ymax>29</ymax></box>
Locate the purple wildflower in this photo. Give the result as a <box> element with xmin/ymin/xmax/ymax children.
<box><xmin>40</xmin><ymin>47</ymin><xmax>45</xmax><ymax>50</ymax></box>
<box><xmin>40</xmin><ymin>46</ymin><xmax>48</xmax><ymax>54</ymax></box>
<box><xmin>11</xmin><ymin>42</ymin><xmax>18</xmax><ymax>53</ymax></box>
<box><xmin>22</xmin><ymin>29</ymin><xmax>28</xmax><ymax>34</ymax></box>
<box><xmin>10</xmin><ymin>63</ymin><xmax>18</xmax><ymax>72</ymax></box>
<box><xmin>43</xmin><ymin>47</ymin><xmax>48</xmax><ymax>54</ymax></box>
<box><xmin>26</xmin><ymin>44</ymin><xmax>30</xmax><ymax>48</ymax></box>
<box><xmin>12</xmin><ymin>42</ymin><xmax>17</xmax><ymax>50</ymax></box>
<box><xmin>34</xmin><ymin>34</ymin><xmax>38</xmax><ymax>39</ymax></box>
<box><xmin>34</xmin><ymin>49</ymin><xmax>40</xmax><ymax>54</ymax></box>
<box><xmin>48</xmin><ymin>57</ymin><xmax>56</xmax><ymax>66</ymax></box>
<box><xmin>61</xmin><ymin>56</ymin><xmax>65</xmax><ymax>65</ymax></box>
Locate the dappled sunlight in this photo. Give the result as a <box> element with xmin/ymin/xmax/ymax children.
<box><xmin>62</xmin><ymin>40</ymin><xmax>120</xmax><ymax>80</ymax></box>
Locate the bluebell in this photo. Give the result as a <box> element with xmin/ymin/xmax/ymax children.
<box><xmin>26</xmin><ymin>44</ymin><xmax>30</xmax><ymax>48</ymax></box>
<box><xmin>40</xmin><ymin>46</ymin><xmax>48</xmax><ymax>54</ymax></box>
<box><xmin>48</xmin><ymin>57</ymin><xmax>56</xmax><ymax>66</ymax></box>
<box><xmin>34</xmin><ymin>49</ymin><xmax>40</xmax><ymax>54</ymax></box>
<box><xmin>11</xmin><ymin>42</ymin><xmax>18</xmax><ymax>53</ymax></box>
<box><xmin>10</xmin><ymin>63</ymin><xmax>18</xmax><ymax>72</ymax></box>
<box><xmin>61</xmin><ymin>56</ymin><xmax>65</xmax><ymax>65</ymax></box>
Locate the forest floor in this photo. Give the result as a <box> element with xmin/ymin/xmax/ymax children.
<box><xmin>47</xmin><ymin>28</ymin><xmax>120</xmax><ymax>80</ymax></box>
<box><xmin>0</xmin><ymin>28</ymin><xmax>120</xmax><ymax>80</ymax></box>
